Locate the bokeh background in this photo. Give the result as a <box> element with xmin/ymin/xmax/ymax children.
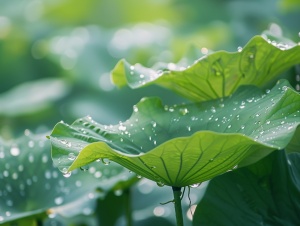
<box><xmin>1</xmin><ymin>0</ymin><xmax>299</xmax><ymax>140</ymax></box>
<box><xmin>0</xmin><ymin>0</ymin><xmax>300</xmax><ymax>225</ymax></box>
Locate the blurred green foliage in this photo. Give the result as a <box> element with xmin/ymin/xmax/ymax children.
<box><xmin>0</xmin><ymin>0</ymin><xmax>300</xmax><ymax>225</ymax></box>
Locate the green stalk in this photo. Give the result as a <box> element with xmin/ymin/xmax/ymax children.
<box><xmin>124</xmin><ymin>188</ymin><xmax>133</xmax><ymax>226</ymax></box>
<box><xmin>172</xmin><ymin>186</ymin><xmax>184</xmax><ymax>226</ymax></box>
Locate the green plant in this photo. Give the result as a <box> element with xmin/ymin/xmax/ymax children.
<box><xmin>48</xmin><ymin>33</ymin><xmax>300</xmax><ymax>225</ymax></box>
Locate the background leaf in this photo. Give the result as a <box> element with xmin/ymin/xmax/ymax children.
<box><xmin>49</xmin><ymin>80</ymin><xmax>300</xmax><ymax>187</ymax></box>
<box><xmin>0</xmin><ymin>133</ymin><xmax>136</xmax><ymax>224</ymax></box>
<box><xmin>192</xmin><ymin>150</ymin><xmax>300</xmax><ymax>226</ymax></box>
<box><xmin>111</xmin><ymin>36</ymin><xmax>300</xmax><ymax>101</ymax></box>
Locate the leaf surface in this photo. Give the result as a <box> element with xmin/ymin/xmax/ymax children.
<box><xmin>49</xmin><ymin>80</ymin><xmax>300</xmax><ymax>187</ymax></box>
<box><xmin>192</xmin><ymin>150</ymin><xmax>300</xmax><ymax>226</ymax></box>
<box><xmin>0</xmin><ymin>133</ymin><xmax>135</xmax><ymax>223</ymax></box>
<box><xmin>111</xmin><ymin>36</ymin><xmax>300</xmax><ymax>101</ymax></box>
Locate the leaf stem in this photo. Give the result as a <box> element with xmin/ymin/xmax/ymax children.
<box><xmin>124</xmin><ymin>188</ymin><xmax>133</xmax><ymax>226</ymax></box>
<box><xmin>172</xmin><ymin>186</ymin><xmax>184</xmax><ymax>226</ymax></box>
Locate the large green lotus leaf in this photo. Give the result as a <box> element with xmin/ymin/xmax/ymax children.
<box><xmin>0</xmin><ymin>133</ymin><xmax>135</xmax><ymax>224</ymax></box>
<box><xmin>111</xmin><ymin>35</ymin><xmax>300</xmax><ymax>101</ymax></box>
<box><xmin>49</xmin><ymin>80</ymin><xmax>300</xmax><ymax>187</ymax></box>
<box><xmin>192</xmin><ymin>150</ymin><xmax>300</xmax><ymax>226</ymax></box>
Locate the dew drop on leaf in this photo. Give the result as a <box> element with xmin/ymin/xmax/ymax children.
<box><xmin>101</xmin><ymin>158</ymin><xmax>110</xmax><ymax>165</ymax></box>
<box><xmin>114</xmin><ymin>189</ymin><xmax>123</xmax><ymax>196</ymax></box>
<box><xmin>118</xmin><ymin>124</ymin><xmax>126</xmax><ymax>131</ymax></box>
<box><xmin>133</xmin><ymin>105</ymin><xmax>138</xmax><ymax>112</ymax></box>
<box><xmin>179</xmin><ymin>108</ymin><xmax>189</xmax><ymax>115</ymax></box>
<box><xmin>63</xmin><ymin>172</ymin><xmax>71</xmax><ymax>178</ymax></box>
<box><xmin>190</xmin><ymin>183</ymin><xmax>201</xmax><ymax>188</ymax></box>
<box><xmin>156</xmin><ymin>181</ymin><xmax>165</xmax><ymax>187</ymax></box>
<box><xmin>68</xmin><ymin>153</ymin><xmax>76</xmax><ymax>161</ymax></box>
<box><xmin>54</xmin><ymin>197</ymin><xmax>63</xmax><ymax>205</ymax></box>
<box><xmin>210</xmin><ymin>107</ymin><xmax>216</xmax><ymax>113</ymax></box>
<box><xmin>10</xmin><ymin>145</ymin><xmax>20</xmax><ymax>156</ymax></box>
<box><xmin>28</xmin><ymin>140</ymin><xmax>35</xmax><ymax>148</ymax></box>
<box><xmin>151</xmin><ymin>121</ymin><xmax>157</xmax><ymax>127</ymax></box>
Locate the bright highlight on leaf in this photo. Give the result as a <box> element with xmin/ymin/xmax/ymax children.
<box><xmin>111</xmin><ymin>35</ymin><xmax>300</xmax><ymax>101</ymax></box>
<box><xmin>49</xmin><ymin>80</ymin><xmax>300</xmax><ymax>187</ymax></box>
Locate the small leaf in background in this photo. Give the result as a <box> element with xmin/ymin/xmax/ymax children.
<box><xmin>192</xmin><ymin>150</ymin><xmax>300</xmax><ymax>226</ymax></box>
<box><xmin>0</xmin><ymin>132</ymin><xmax>136</xmax><ymax>224</ymax></box>
<box><xmin>49</xmin><ymin>80</ymin><xmax>300</xmax><ymax>187</ymax></box>
<box><xmin>0</xmin><ymin>78</ymin><xmax>70</xmax><ymax>117</ymax></box>
<box><xmin>111</xmin><ymin>35</ymin><xmax>300</xmax><ymax>101</ymax></box>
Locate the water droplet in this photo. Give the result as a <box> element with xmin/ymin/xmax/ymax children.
<box><xmin>136</xmin><ymin>174</ymin><xmax>142</xmax><ymax>179</ymax></box>
<box><xmin>281</xmin><ymin>121</ymin><xmax>285</xmax><ymax>125</ymax></box>
<box><xmin>62</xmin><ymin>168</ymin><xmax>68</xmax><ymax>173</ymax></box>
<box><xmin>114</xmin><ymin>189</ymin><xmax>123</xmax><ymax>196</ymax></box>
<box><xmin>179</xmin><ymin>108</ymin><xmax>189</xmax><ymax>115</ymax></box>
<box><xmin>227</xmin><ymin>125</ymin><xmax>232</xmax><ymax>129</ymax></box>
<box><xmin>210</xmin><ymin>107</ymin><xmax>216</xmax><ymax>113</ymax></box>
<box><xmin>133</xmin><ymin>105</ymin><xmax>138</xmax><ymax>112</ymax></box>
<box><xmin>28</xmin><ymin>140</ymin><xmax>35</xmax><ymax>148</ymax></box>
<box><xmin>237</xmin><ymin>46</ymin><xmax>243</xmax><ymax>52</ymax></box>
<box><xmin>75</xmin><ymin>180</ymin><xmax>82</xmax><ymax>187</ymax></box>
<box><xmin>10</xmin><ymin>145</ymin><xmax>20</xmax><ymax>156</ymax></box>
<box><xmin>28</xmin><ymin>154</ymin><xmax>34</xmax><ymax>163</ymax></box>
<box><xmin>219</xmin><ymin>103</ymin><xmax>225</xmax><ymax>108</ymax></box>
<box><xmin>240</xmin><ymin>125</ymin><xmax>245</xmax><ymax>130</ymax></box>
<box><xmin>54</xmin><ymin>197</ymin><xmax>63</xmax><ymax>205</ymax></box>
<box><xmin>209</xmin><ymin>158</ymin><xmax>214</xmax><ymax>162</ymax></box>
<box><xmin>101</xmin><ymin>158</ymin><xmax>110</xmax><ymax>165</ymax></box>
<box><xmin>266</xmin><ymin>120</ymin><xmax>271</xmax><ymax>125</ymax></box>
<box><xmin>191</xmin><ymin>116</ymin><xmax>198</xmax><ymax>121</ymax></box>
<box><xmin>118</xmin><ymin>124</ymin><xmax>126</xmax><ymax>131</ymax></box>
<box><xmin>151</xmin><ymin>121</ymin><xmax>157</xmax><ymax>127</ymax></box>
<box><xmin>42</xmin><ymin>154</ymin><xmax>48</xmax><ymax>163</ymax></box>
<box><xmin>63</xmin><ymin>172</ymin><xmax>72</xmax><ymax>178</ymax></box>
<box><xmin>282</xmin><ymin>86</ymin><xmax>288</xmax><ymax>92</ymax></box>
<box><xmin>156</xmin><ymin>181</ymin><xmax>165</xmax><ymax>187</ymax></box>
<box><xmin>94</xmin><ymin>171</ymin><xmax>102</xmax><ymax>178</ymax></box>
<box><xmin>68</xmin><ymin>153</ymin><xmax>76</xmax><ymax>161</ymax></box>
<box><xmin>190</xmin><ymin>183</ymin><xmax>201</xmax><ymax>188</ymax></box>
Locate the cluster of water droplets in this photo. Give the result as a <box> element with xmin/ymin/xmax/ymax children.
<box><xmin>267</xmin><ymin>39</ymin><xmax>292</xmax><ymax>50</ymax></box>
<box><xmin>0</xmin><ymin>130</ymin><xmax>137</xmax><ymax>223</ymax></box>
